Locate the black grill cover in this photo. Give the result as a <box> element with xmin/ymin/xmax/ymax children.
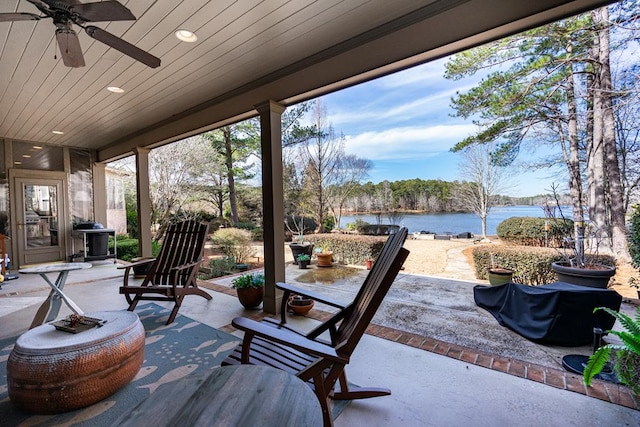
<box><xmin>474</xmin><ymin>282</ymin><xmax>622</xmax><ymax>346</ymax></box>
<box><xmin>76</xmin><ymin>222</ymin><xmax>104</xmax><ymax>230</ymax></box>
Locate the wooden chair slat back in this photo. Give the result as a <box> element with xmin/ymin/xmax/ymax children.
<box><xmin>150</xmin><ymin>220</ymin><xmax>208</xmax><ymax>286</ymax></box>
<box><xmin>334</xmin><ymin>228</ymin><xmax>408</xmax><ymax>355</ymax></box>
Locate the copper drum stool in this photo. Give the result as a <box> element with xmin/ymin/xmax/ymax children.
<box><xmin>7</xmin><ymin>311</ymin><xmax>145</xmax><ymax>414</ymax></box>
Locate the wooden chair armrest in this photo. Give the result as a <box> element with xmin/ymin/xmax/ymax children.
<box><xmin>117</xmin><ymin>258</ymin><xmax>156</xmax><ymax>270</ymax></box>
<box><xmin>276</xmin><ymin>282</ymin><xmax>347</xmax><ymax>308</ymax></box>
<box><xmin>170</xmin><ymin>258</ymin><xmax>203</xmax><ymax>273</ymax></box>
<box><xmin>232</xmin><ymin>317</ymin><xmax>346</xmax><ymax>363</ymax></box>
<box><xmin>276</xmin><ymin>281</ymin><xmax>348</xmax><ymax>325</ymax></box>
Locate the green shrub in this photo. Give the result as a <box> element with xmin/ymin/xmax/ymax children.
<box><xmin>629</xmin><ymin>204</ymin><xmax>640</xmax><ymax>270</ymax></box>
<box><xmin>211</xmin><ymin>227</ymin><xmax>255</xmax><ymax>264</ymax></box>
<box><xmin>235</xmin><ymin>221</ymin><xmax>256</xmax><ymax>231</ymax></box>
<box><xmin>207</xmin><ymin>256</ymin><xmax>236</xmax><ymax>277</ymax></box>
<box><xmin>472</xmin><ymin>244</ymin><xmax>615</xmax><ymax>285</ymax></box>
<box><xmin>497</xmin><ymin>217</ymin><xmax>573</xmax><ymax>247</ymax></box>
<box><xmin>250</xmin><ymin>227</ymin><xmax>264</xmax><ymax>241</ymax></box>
<box><xmin>111</xmin><ymin>239</ymin><xmax>160</xmax><ymax>262</ymax></box>
<box><xmin>306</xmin><ymin>234</ymin><xmax>387</xmax><ymax>265</ymax></box>
<box><xmin>345</xmin><ymin>219</ymin><xmax>369</xmax><ymax>232</ymax></box>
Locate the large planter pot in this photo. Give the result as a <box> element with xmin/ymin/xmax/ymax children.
<box><xmin>487</xmin><ymin>268</ymin><xmax>513</xmax><ymax>286</ymax></box>
<box><xmin>289</xmin><ymin>243</ymin><xmax>313</xmax><ymax>262</ymax></box>
<box><xmin>316</xmin><ymin>252</ymin><xmax>333</xmax><ymax>267</ymax></box>
<box><xmin>551</xmin><ymin>262</ymin><xmax>616</xmax><ymax>288</ymax></box>
<box><xmin>236</xmin><ymin>287</ymin><xmax>264</xmax><ymax>309</ymax></box>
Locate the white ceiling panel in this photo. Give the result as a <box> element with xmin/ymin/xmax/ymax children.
<box><xmin>0</xmin><ymin>0</ymin><xmax>615</xmax><ymax>162</ymax></box>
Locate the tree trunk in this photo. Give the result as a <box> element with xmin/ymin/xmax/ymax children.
<box><xmin>588</xmin><ymin>33</ymin><xmax>608</xmax><ymax>249</ymax></box>
<box><xmin>565</xmin><ymin>49</ymin><xmax>585</xmax><ymax>263</ymax></box>
<box><xmin>594</xmin><ymin>7</ymin><xmax>629</xmax><ymax>259</ymax></box>
<box><xmin>223</xmin><ymin>127</ymin><xmax>239</xmax><ymax>226</ymax></box>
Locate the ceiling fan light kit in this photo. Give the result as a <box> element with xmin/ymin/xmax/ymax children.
<box><xmin>0</xmin><ymin>0</ymin><xmax>161</xmax><ymax>68</ymax></box>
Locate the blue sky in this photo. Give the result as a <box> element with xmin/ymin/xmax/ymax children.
<box><xmin>317</xmin><ymin>56</ymin><xmax>563</xmax><ymax>197</ymax></box>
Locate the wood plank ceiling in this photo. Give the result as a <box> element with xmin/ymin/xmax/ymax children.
<box><xmin>0</xmin><ymin>0</ymin><xmax>614</xmax><ymax>163</ymax></box>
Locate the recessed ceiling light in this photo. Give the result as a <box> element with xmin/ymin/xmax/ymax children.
<box><xmin>52</xmin><ymin>130</ymin><xmax>64</xmax><ymax>135</ymax></box>
<box><xmin>22</xmin><ymin>154</ymin><xmax>31</xmax><ymax>158</ymax></box>
<box><xmin>175</xmin><ymin>29</ymin><xmax>197</xmax><ymax>43</ymax></box>
<box><xmin>107</xmin><ymin>86</ymin><xmax>125</xmax><ymax>93</ymax></box>
<box><xmin>14</xmin><ymin>161</ymin><xmax>22</xmax><ymax>165</ymax></box>
<box><xmin>32</xmin><ymin>145</ymin><xmax>43</xmax><ymax>150</ymax></box>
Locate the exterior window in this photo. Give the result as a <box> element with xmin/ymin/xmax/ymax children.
<box><xmin>69</xmin><ymin>149</ymin><xmax>93</xmax><ymax>223</ymax></box>
<box><xmin>107</xmin><ymin>175</ymin><xmax>124</xmax><ymax>210</ymax></box>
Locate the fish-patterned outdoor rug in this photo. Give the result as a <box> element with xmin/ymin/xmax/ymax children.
<box><xmin>0</xmin><ymin>303</ymin><xmax>241</xmax><ymax>426</ymax></box>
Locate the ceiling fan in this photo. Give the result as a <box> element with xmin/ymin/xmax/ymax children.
<box><xmin>0</xmin><ymin>0</ymin><xmax>160</xmax><ymax>68</ymax></box>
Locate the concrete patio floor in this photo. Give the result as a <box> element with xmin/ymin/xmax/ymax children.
<box><xmin>0</xmin><ymin>261</ymin><xmax>638</xmax><ymax>426</ymax></box>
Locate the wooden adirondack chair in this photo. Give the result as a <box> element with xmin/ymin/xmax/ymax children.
<box><xmin>119</xmin><ymin>220</ymin><xmax>211</xmax><ymax>324</ymax></box>
<box><xmin>222</xmin><ymin>228</ymin><xmax>409</xmax><ymax>426</ymax></box>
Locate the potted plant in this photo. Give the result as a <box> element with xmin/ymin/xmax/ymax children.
<box><xmin>487</xmin><ymin>267</ymin><xmax>513</xmax><ymax>286</ymax></box>
<box><xmin>486</xmin><ymin>254</ymin><xmax>513</xmax><ymax>286</ymax></box>
<box><xmin>297</xmin><ymin>254</ymin><xmax>311</xmax><ymax>269</ymax></box>
<box><xmin>287</xmin><ymin>294</ymin><xmax>314</xmax><ymax>315</ymax></box>
<box><xmin>315</xmin><ymin>245</ymin><xmax>333</xmax><ymax>267</ymax></box>
<box><xmin>231</xmin><ymin>272</ymin><xmax>265</xmax><ymax>309</ymax></box>
<box><xmin>629</xmin><ymin>277</ymin><xmax>640</xmax><ymax>300</ymax></box>
<box><xmin>550</xmin><ymin>222</ymin><xmax>615</xmax><ymax>288</ymax></box>
<box><xmin>583</xmin><ymin>306</ymin><xmax>640</xmax><ymax>395</ymax></box>
<box><xmin>285</xmin><ymin>217</ymin><xmax>314</xmax><ymax>261</ymax></box>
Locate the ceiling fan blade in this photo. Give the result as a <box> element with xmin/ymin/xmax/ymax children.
<box><xmin>85</xmin><ymin>25</ymin><xmax>160</xmax><ymax>68</ymax></box>
<box><xmin>72</xmin><ymin>1</ymin><xmax>135</xmax><ymax>22</ymax></box>
<box><xmin>0</xmin><ymin>13</ymin><xmax>40</xmax><ymax>22</ymax></box>
<box><xmin>56</xmin><ymin>28</ymin><xmax>85</xmax><ymax>67</ymax></box>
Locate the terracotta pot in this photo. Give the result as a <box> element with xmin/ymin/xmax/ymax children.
<box><xmin>365</xmin><ymin>259</ymin><xmax>373</xmax><ymax>270</ymax></box>
<box><xmin>316</xmin><ymin>252</ymin><xmax>333</xmax><ymax>267</ymax></box>
<box><xmin>236</xmin><ymin>287</ymin><xmax>264</xmax><ymax>309</ymax></box>
<box><xmin>551</xmin><ymin>262</ymin><xmax>615</xmax><ymax>288</ymax></box>
<box><xmin>287</xmin><ymin>297</ymin><xmax>314</xmax><ymax>315</ymax></box>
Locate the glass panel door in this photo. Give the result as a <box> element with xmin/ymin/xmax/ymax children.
<box><xmin>15</xmin><ymin>177</ymin><xmax>67</xmax><ymax>266</ymax></box>
<box><xmin>24</xmin><ymin>183</ymin><xmax>59</xmax><ymax>248</ymax></box>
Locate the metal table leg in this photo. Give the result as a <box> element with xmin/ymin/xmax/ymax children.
<box><xmin>29</xmin><ymin>271</ymin><xmax>84</xmax><ymax>329</ymax></box>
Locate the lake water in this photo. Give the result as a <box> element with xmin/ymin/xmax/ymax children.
<box><xmin>339</xmin><ymin>205</ymin><xmax>551</xmax><ymax>236</ymax></box>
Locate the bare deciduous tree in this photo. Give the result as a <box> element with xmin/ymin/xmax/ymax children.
<box><xmin>458</xmin><ymin>143</ymin><xmax>511</xmax><ymax>237</ymax></box>
<box><xmin>148</xmin><ymin>137</ymin><xmax>212</xmax><ymax>239</ymax></box>
<box><xmin>327</xmin><ymin>154</ymin><xmax>372</xmax><ymax>230</ymax></box>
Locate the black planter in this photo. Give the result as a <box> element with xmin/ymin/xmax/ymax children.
<box><xmin>551</xmin><ymin>262</ymin><xmax>616</xmax><ymax>288</ymax></box>
<box><xmin>298</xmin><ymin>260</ymin><xmax>310</xmax><ymax>269</ymax></box>
<box><xmin>289</xmin><ymin>243</ymin><xmax>313</xmax><ymax>262</ymax></box>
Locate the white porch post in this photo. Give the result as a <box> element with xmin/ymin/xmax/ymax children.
<box><xmin>134</xmin><ymin>147</ymin><xmax>153</xmax><ymax>257</ymax></box>
<box><xmin>256</xmin><ymin>101</ymin><xmax>286</xmax><ymax>314</ymax></box>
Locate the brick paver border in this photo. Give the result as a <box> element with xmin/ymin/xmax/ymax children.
<box><xmin>201</xmin><ymin>281</ymin><xmax>639</xmax><ymax>411</ymax></box>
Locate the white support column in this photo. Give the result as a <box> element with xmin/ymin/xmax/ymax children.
<box><xmin>256</xmin><ymin>101</ymin><xmax>286</xmax><ymax>314</ymax></box>
<box><xmin>134</xmin><ymin>147</ymin><xmax>153</xmax><ymax>257</ymax></box>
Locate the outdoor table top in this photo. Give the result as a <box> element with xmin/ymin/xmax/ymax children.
<box><xmin>19</xmin><ymin>262</ymin><xmax>92</xmax><ymax>274</ymax></box>
<box><xmin>116</xmin><ymin>364</ymin><xmax>323</xmax><ymax>427</ymax></box>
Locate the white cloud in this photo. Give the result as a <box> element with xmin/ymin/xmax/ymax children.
<box><xmin>343</xmin><ymin>124</ymin><xmax>477</xmax><ymax>160</ymax></box>
<box><xmin>376</xmin><ymin>59</ymin><xmax>449</xmax><ymax>89</ymax></box>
